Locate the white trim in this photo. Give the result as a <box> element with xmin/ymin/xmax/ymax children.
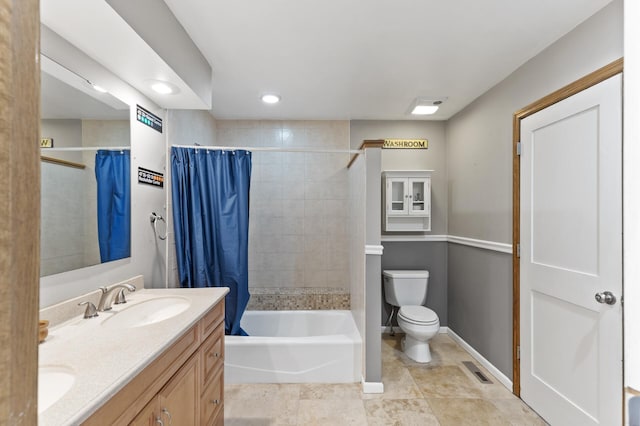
<box><xmin>361</xmin><ymin>378</ymin><xmax>384</xmax><ymax>394</ymax></box>
<box><xmin>381</xmin><ymin>325</ymin><xmax>448</xmax><ymax>334</ymax></box>
<box><xmin>365</xmin><ymin>245</ymin><xmax>384</xmax><ymax>255</ymax></box>
<box><xmin>381</xmin><ymin>234</ymin><xmax>448</xmax><ymax>242</ymax></box>
<box><xmin>380</xmin><ymin>234</ymin><xmax>512</xmax><ymax>254</ymax></box>
<box><xmin>447</xmin><ymin>328</ymin><xmax>513</xmax><ymax>391</ymax></box>
<box><xmin>447</xmin><ymin>235</ymin><xmax>513</xmax><ymax>254</ymax></box>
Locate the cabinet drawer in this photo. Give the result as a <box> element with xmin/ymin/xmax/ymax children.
<box><xmin>201</xmin><ymin>299</ymin><xmax>224</xmax><ymax>340</ymax></box>
<box><xmin>200</xmin><ymin>367</ymin><xmax>223</xmax><ymax>425</ymax></box>
<box><xmin>201</xmin><ymin>322</ymin><xmax>224</xmax><ymax>387</ymax></box>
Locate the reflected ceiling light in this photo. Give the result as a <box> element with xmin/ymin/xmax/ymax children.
<box><xmin>148</xmin><ymin>80</ymin><xmax>179</xmax><ymax>95</ymax></box>
<box><xmin>261</xmin><ymin>94</ymin><xmax>281</xmax><ymax>104</ymax></box>
<box><xmin>91</xmin><ymin>83</ymin><xmax>108</xmax><ymax>93</ymax></box>
<box><xmin>410</xmin><ymin>98</ymin><xmax>446</xmax><ymax>115</ymax></box>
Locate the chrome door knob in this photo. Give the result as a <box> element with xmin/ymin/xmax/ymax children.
<box><xmin>595</xmin><ymin>291</ymin><xmax>616</xmax><ymax>305</ymax></box>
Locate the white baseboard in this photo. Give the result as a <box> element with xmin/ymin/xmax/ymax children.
<box><xmin>361</xmin><ymin>378</ymin><xmax>384</xmax><ymax>394</ymax></box>
<box><xmin>380</xmin><ymin>326</ymin><xmax>449</xmax><ymax>334</ymax></box>
<box><xmin>447</xmin><ymin>328</ymin><xmax>513</xmax><ymax>391</ymax></box>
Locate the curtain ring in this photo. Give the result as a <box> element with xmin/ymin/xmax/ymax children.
<box><xmin>150</xmin><ymin>212</ymin><xmax>167</xmax><ymax>240</ymax></box>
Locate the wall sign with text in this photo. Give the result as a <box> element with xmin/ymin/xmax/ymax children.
<box><xmin>383</xmin><ymin>139</ymin><xmax>428</xmax><ymax>149</ymax></box>
<box><xmin>138</xmin><ymin>167</ymin><xmax>164</xmax><ymax>188</ymax></box>
<box><xmin>136</xmin><ymin>105</ymin><xmax>163</xmax><ymax>133</ymax></box>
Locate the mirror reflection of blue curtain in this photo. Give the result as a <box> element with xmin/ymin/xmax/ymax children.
<box><xmin>171</xmin><ymin>147</ymin><xmax>252</xmax><ymax>336</ymax></box>
<box><xmin>95</xmin><ymin>150</ymin><xmax>131</xmax><ymax>263</ymax></box>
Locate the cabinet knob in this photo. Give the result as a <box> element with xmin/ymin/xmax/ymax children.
<box><xmin>209</xmin><ymin>351</ymin><xmax>220</xmax><ymax>358</ymax></box>
<box><xmin>210</xmin><ymin>399</ymin><xmax>220</xmax><ymax>405</ymax></box>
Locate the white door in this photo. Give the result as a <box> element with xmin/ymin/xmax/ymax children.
<box><xmin>520</xmin><ymin>74</ymin><xmax>622</xmax><ymax>425</ymax></box>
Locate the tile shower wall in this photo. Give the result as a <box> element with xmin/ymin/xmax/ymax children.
<box><xmin>217</xmin><ymin>121</ymin><xmax>351</xmax><ymax>306</ymax></box>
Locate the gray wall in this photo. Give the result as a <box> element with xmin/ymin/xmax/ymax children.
<box><xmin>446</xmin><ymin>0</ymin><xmax>623</xmax><ymax>243</ymax></box>
<box><xmin>365</xmin><ymin>148</ymin><xmax>383</xmax><ymax>383</ymax></box>
<box><xmin>381</xmin><ymin>241</ymin><xmax>447</xmax><ymax>326</ymax></box>
<box><xmin>448</xmin><ymin>245</ymin><xmax>512</xmax><ymax>376</ymax></box>
<box><xmin>350</xmin><ymin>120</ymin><xmax>448</xmax><ymax>235</ymax></box>
<box><xmin>445</xmin><ymin>0</ymin><xmax>623</xmax><ymax>379</ymax></box>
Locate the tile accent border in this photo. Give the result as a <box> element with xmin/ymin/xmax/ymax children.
<box><xmin>247</xmin><ymin>287</ymin><xmax>350</xmax><ymax>310</ymax></box>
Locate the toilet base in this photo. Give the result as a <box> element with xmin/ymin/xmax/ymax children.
<box><xmin>401</xmin><ymin>335</ymin><xmax>432</xmax><ymax>363</ymax></box>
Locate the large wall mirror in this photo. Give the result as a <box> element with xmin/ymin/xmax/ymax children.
<box><xmin>40</xmin><ymin>54</ymin><xmax>131</xmax><ymax>277</ymax></box>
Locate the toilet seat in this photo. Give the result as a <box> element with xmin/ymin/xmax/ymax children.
<box><xmin>398</xmin><ymin>305</ymin><xmax>439</xmax><ymax>326</ymax></box>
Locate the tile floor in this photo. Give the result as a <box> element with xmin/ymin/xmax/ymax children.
<box><xmin>224</xmin><ymin>332</ymin><xmax>548</xmax><ymax>425</ymax></box>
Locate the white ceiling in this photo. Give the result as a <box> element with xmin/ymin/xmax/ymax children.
<box><xmin>42</xmin><ymin>0</ymin><xmax>614</xmax><ymax>121</ymax></box>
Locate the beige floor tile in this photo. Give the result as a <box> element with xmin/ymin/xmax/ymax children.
<box><xmin>225</xmin><ymin>383</ymin><xmax>301</xmax><ymax>401</ymax></box>
<box><xmin>299</xmin><ymin>383</ymin><xmax>363</xmax><ymax>400</ymax></box>
<box><xmin>428</xmin><ymin>398</ymin><xmax>511</xmax><ymax>426</ymax></box>
<box><xmin>456</xmin><ymin>366</ymin><xmax>515</xmax><ymax>400</ymax></box>
<box><xmin>363</xmin><ymin>363</ymin><xmax>424</xmax><ymax>401</ymax></box>
<box><xmin>364</xmin><ymin>399</ymin><xmax>440</xmax><ymax>426</ymax></box>
<box><xmin>224</xmin><ymin>397</ymin><xmax>298</xmax><ymax>425</ymax></box>
<box><xmin>297</xmin><ymin>399</ymin><xmax>368</xmax><ymax>425</ymax></box>
<box><xmin>408</xmin><ymin>365</ymin><xmax>482</xmax><ymax>399</ymax></box>
<box><xmin>490</xmin><ymin>399</ymin><xmax>550</xmax><ymax>426</ymax></box>
<box><xmin>429</xmin><ymin>334</ymin><xmax>476</xmax><ymax>365</ymax></box>
<box><xmin>224</xmin><ymin>333</ymin><xmax>546</xmax><ymax>425</ymax></box>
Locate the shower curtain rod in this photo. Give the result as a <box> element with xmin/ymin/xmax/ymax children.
<box><xmin>42</xmin><ymin>146</ymin><xmax>130</xmax><ymax>151</ymax></box>
<box><xmin>172</xmin><ymin>144</ymin><xmax>363</xmax><ymax>154</ymax></box>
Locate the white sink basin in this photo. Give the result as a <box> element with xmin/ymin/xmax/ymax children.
<box><xmin>38</xmin><ymin>366</ymin><xmax>75</xmax><ymax>414</ymax></box>
<box><xmin>101</xmin><ymin>296</ymin><xmax>191</xmax><ymax>329</ymax></box>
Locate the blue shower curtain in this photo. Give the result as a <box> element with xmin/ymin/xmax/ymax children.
<box><xmin>95</xmin><ymin>149</ymin><xmax>131</xmax><ymax>263</ymax></box>
<box><xmin>171</xmin><ymin>147</ymin><xmax>252</xmax><ymax>335</ymax></box>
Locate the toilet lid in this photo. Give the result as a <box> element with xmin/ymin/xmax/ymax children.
<box><xmin>398</xmin><ymin>305</ymin><xmax>439</xmax><ymax>325</ymax></box>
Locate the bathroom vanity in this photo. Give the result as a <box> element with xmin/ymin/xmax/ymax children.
<box><xmin>38</xmin><ymin>280</ymin><xmax>227</xmax><ymax>426</ymax></box>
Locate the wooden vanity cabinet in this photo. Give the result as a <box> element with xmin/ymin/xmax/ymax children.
<box><xmin>82</xmin><ymin>300</ymin><xmax>225</xmax><ymax>426</ymax></box>
<box><xmin>130</xmin><ymin>355</ymin><xmax>198</xmax><ymax>425</ymax></box>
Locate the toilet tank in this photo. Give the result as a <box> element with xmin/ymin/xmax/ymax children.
<box><xmin>383</xmin><ymin>270</ymin><xmax>429</xmax><ymax>307</ymax></box>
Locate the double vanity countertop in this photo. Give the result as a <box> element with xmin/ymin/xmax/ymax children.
<box><xmin>38</xmin><ymin>283</ymin><xmax>228</xmax><ymax>426</ymax></box>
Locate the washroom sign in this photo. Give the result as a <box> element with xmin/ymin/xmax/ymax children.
<box><xmin>383</xmin><ymin>139</ymin><xmax>428</xmax><ymax>149</ymax></box>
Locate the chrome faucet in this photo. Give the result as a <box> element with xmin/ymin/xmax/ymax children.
<box><xmin>97</xmin><ymin>283</ymin><xmax>136</xmax><ymax>311</ymax></box>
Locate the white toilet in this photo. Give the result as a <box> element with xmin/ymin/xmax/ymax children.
<box><xmin>383</xmin><ymin>270</ymin><xmax>440</xmax><ymax>363</ymax></box>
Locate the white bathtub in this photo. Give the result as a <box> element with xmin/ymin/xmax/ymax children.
<box><xmin>225</xmin><ymin>310</ymin><xmax>362</xmax><ymax>384</ymax></box>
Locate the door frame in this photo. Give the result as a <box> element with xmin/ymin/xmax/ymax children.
<box><xmin>512</xmin><ymin>57</ymin><xmax>623</xmax><ymax>396</ymax></box>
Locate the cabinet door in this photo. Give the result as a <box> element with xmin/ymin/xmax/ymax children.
<box><xmin>408</xmin><ymin>177</ymin><xmax>430</xmax><ymax>216</ymax></box>
<box><xmin>129</xmin><ymin>399</ymin><xmax>157</xmax><ymax>426</ymax></box>
<box><xmin>386</xmin><ymin>178</ymin><xmax>408</xmax><ymax>215</ymax></box>
<box><xmin>157</xmin><ymin>355</ymin><xmax>199</xmax><ymax>426</ymax></box>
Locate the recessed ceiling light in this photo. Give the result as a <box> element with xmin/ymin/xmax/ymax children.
<box><xmin>147</xmin><ymin>80</ymin><xmax>179</xmax><ymax>95</ymax></box>
<box><xmin>152</xmin><ymin>82</ymin><xmax>174</xmax><ymax>94</ymax></box>
<box><xmin>410</xmin><ymin>97</ymin><xmax>447</xmax><ymax>115</ymax></box>
<box><xmin>411</xmin><ymin>105</ymin><xmax>439</xmax><ymax>115</ymax></box>
<box><xmin>261</xmin><ymin>94</ymin><xmax>281</xmax><ymax>104</ymax></box>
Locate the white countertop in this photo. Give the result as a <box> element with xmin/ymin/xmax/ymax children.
<box><xmin>38</xmin><ymin>287</ymin><xmax>228</xmax><ymax>426</ymax></box>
